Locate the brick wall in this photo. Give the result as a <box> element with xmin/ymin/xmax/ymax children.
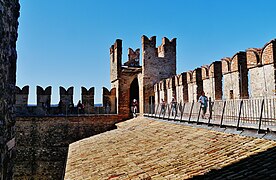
<box><xmin>152</xmin><ymin>39</ymin><xmax>275</xmax><ymax>104</ymax></box>
<box><xmin>14</xmin><ymin>115</ymin><xmax>127</xmax><ymax>180</ymax></box>
<box><xmin>141</xmin><ymin>36</ymin><xmax>176</xmax><ymax>112</ymax></box>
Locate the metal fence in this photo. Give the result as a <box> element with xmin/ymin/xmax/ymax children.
<box><xmin>144</xmin><ymin>97</ymin><xmax>276</xmax><ymax>132</ymax></box>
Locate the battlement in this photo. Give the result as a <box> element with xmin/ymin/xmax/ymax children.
<box><xmin>15</xmin><ymin>85</ymin><xmax>29</xmax><ymax>94</ymax></box>
<box><xmin>14</xmin><ymin>85</ymin><xmax>117</xmax><ymax>116</ymax></box>
<box><xmin>175</xmin><ymin>72</ymin><xmax>187</xmax><ymax>86</ymax></box>
<box><xmin>221</xmin><ymin>57</ymin><xmax>231</xmax><ymax>74</ymax></box>
<box><xmin>154</xmin><ymin>38</ymin><xmax>276</xmax><ymax>102</ymax></box>
<box><xmin>201</xmin><ymin>65</ymin><xmax>209</xmax><ymax>80</ymax></box>
<box><xmin>123</xmin><ymin>48</ymin><xmax>140</xmax><ymax>67</ymax></box>
<box><xmin>141</xmin><ymin>35</ymin><xmax>176</xmax><ymax>59</ymax></box>
<box><xmin>81</xmin><ymin>87</ymin><xmax>94</xmax><ymax>95</ymax></box>
<box><xmin>230</xmin><ymin>51</ymin><xmax>247</xmax><ymax>72</ymax></box>
<box><xmin>209</xmin><ymin>61</ymin><xmax>222</xmax><ymax>78</ymax></box>
<box><xmin>15</xmin><ymin>86</ymin><xmax>29</xmax><ymax>111</ymax></box>
<box><xmin>157</xmin><ymin>37</ymin><xmax>176</xmax><ymax>57</ymax></box>
<box><xmin>261</xmin><ymin>39</ymin><xmax>276</xmax><ymax>65</ymax></box>
<box><xmin>37</xmin><ymin>86</ymin><xmax>51</xmax><ymax>95</ymax></box>
<box><xmin>142</xmin><ymin>35</ymin><xmax>156</xmax><ymax>49</ymax></box>
<box><xmin>110</xmin><ymin>39</ymin><xmax>122</xmax><ymax>55</ymax></box>
<box><xmin>102</xmin><ymin>87</ymin><xmax>116</xmax><ymax>114</ymax></box>
<box><xmin>246</xmin><ymin>48</ymin><xmax>262</xmax><ymax>69</ymax></box>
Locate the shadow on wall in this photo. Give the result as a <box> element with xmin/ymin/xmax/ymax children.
<box><xmin>192</xmin><ymin>146</ymin><xmax>276</xmax><ymax>179</ymax></box>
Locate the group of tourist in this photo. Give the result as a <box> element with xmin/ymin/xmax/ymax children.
<box><xmin>159</xmin><ymin>91</ymin><xmax>208</xmax><ymax>119</ymax></box>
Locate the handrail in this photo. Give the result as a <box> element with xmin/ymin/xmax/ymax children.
<box><xmin>144</xmin><ymin>97</ymin><xmax>276</xmax><ymax>132</ymax></box>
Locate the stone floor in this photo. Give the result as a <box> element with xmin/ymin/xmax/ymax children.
<box><xmin>64</xmin><ymin>116</ymin><xmax>276</xmax><ymax>180</ymax></box>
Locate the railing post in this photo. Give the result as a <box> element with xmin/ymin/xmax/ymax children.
<box><xmin>220</xmin><ymin>101</ymin><xmax>226</xmax><ymax>128</ymax></box>
<box><xmin>258</xmin><ymin>99</ymin><xmax>265</xmax><ymax>134</ymax></box>
<box><xmin>168</xmin><ymin>104</ymin><xmax>172</xmax><ymax>120</ymax></box>
<box><xmin>236</xmin><ymin>100</ymin><xmax>243</xmax><ymax>130</ymax></box>
<box><xmin>197</xmin><ymin>105</ymin><xmax>202</xmax><ymax>124</ymax></box>
<box><xmin>158</xmin><ymin>103</ymin><xmax>162</xmax><ymax>118</ymax></box>
<box><xmin>208</xmin><ymin>98</ymin><xmax>213</xmax><ymax>125</ymax></box>
<box><xmin>188</xmin><ymin>100</ymin><xmax>194</xmax><ymax>123</ymax></box>
<box><xmin>180</xmin><ymin>102</ymin><xmax>185</xmax><ymax>121</ymax></box>
<box><xmin>208</xmin><ymin>97</ymin><xmax>212</xmax><ymax>120</ymax></box>
<box><xmin>154</xmin><ymin>104</ymin><xmax>159</xmax><ymax>117</ymax></box>
<box><xmin>173</xmin><ymin>103</ymin><xmax>178</xmax><ymax>120</ymax></box>
<box><xmin>162</xmin><ymin>104</ymin><xmax>168</xmax><ymax>119</ymax></box>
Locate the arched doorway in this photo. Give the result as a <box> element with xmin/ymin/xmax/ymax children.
<box><xmin>130</xmin><ymin>78</ymin><xmax>139</xmax><ymax>112</ymax></box>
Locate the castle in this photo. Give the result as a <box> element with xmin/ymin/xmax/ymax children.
<box><xmin>1</xmin><ymin>0</ymin><xmax>276</xmax><ymax>179</ymax></box>
<box><xmin>11</xmin><ymin>36</ymin><xmax>276</xmax><ymax>179</ymax></box>
<box><xmin>14</xmin><ymin>37</ymin><xmax>276</xmax><ymax>118</ymax></box>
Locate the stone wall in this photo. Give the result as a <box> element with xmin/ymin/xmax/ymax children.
<box><xmin>14</xmin><ymin>115</ymin><xmax>127</xmax><ymax>180</ymax></box>
<box><xmin>0</xmin><ymin>0</ymin><xmax>20</xmax><ymax>179</ymax></box>
<box><xmin>153</xmin><ymin>39</ymin><xmax>276</xmax><ymax>105</ymax></box>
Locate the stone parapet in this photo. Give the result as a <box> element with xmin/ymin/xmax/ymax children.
<box><xmin>15</xmin><ymin>114</ymin><xmax>127</xmax><ymax>180</ymax></box>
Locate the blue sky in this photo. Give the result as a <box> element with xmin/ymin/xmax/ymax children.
<box><xmin>17</xmin><ymin>0</ymin><xmax>276</xmax><ymax>104</ymax></box>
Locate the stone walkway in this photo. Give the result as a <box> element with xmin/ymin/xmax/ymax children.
<box><xmin>64</xmin><ymin>117</ymin><xmax>276</xmax><ymax>180</ymax></box>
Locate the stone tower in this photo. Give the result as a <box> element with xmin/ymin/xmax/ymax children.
<box><xmin>110</xmin><ymin>39</ymin><xmax>122</xmax><ymax>112</ymax></box>
<box><xmin>109</xmin><ymin>39</ymin><xmax>142</xmax><ymax>116</ymax></box>
<box><xmin>109</xmin><ymin>36</ymin><xmax>176</xmax><ymax>116</ymax></box>
<box><xmin>141</xmin><ymin>36</ymin><xmax>176</xmax><ymax>112</ymax></box>
<box><xmin>0</xmin><ymin>0</ymin><xmax>20</xmax><ymax>179</ymax></box>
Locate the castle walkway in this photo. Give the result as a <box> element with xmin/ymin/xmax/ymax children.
<box><xmin>64</xmin><ymin>116</ymin><xmax>276</xmax><ymax>179</ymax></box>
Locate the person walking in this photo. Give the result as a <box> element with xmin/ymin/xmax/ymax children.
<box><xmin>198</xmin><ymin>91</ymin><xmax>208</xmax><ymax>119</ymax></box>
<box><xmin>171</xmin><ymin>97</ymin><xmax>177</xmax><ymax>116</ymax></box>
<box><xmin>161</xmin><ymin>99</ymin><xmax>166</xmax><ymax>115</ymax></box>
<box><xmin>132</xmin><ymin>99</ymin><xmax>138</xmax><ymax>117</ymax></box>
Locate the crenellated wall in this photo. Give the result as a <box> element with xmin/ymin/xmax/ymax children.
<box><xmin>15</xmin><ymin>86</ymin><xmax>101</xmax><ymax>115</ymax></box>
<box><xmin>154</xmin><ymin>39</ymin><xmax>275</xmax><ymax>104</ymax></box>
<box><xmin>0</xmin><ymin>1</ymin><xmax>20</xmax><ymax>179</ymax></box>
<box><xmin>223</xmin><ymin>52</ymin><xmax>248</xmax><ymax>100</ymax></box>
<box><xmin>123</xmin><ymin>48</ymin><xmax>140</xmax><ymax>67</ymax></box>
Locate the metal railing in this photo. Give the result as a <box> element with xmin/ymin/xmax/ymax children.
<box><xmin>144</xmin><ymin>97</ymin><xmax>276</xmax><ymax>132</ymax></box>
